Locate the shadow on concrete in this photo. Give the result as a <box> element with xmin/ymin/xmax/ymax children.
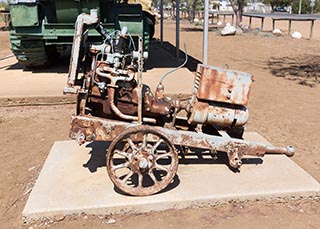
<box><xmin>113</xmin><ymin>174</ymin><xmax>180</xmax><ymax>196</ymax></box>
<box><xmin>181</xmin><ymin>26</ymin><xmax>221</xmax><ymax>32</ymax></box>
<box><xmin>177</xmin><ymin>147</ymin><xmax>263</xmax><ymax>170</ymax></box>
<box><xmin>83</xmin><ymin>141</ymin><xmax>110</xmax><ymax>173</ymax></box>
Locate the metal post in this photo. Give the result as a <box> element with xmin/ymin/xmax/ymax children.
<box><xmin>288</xmin><ymin>20</ymin><xmax>292</xmax><ymax>37</ymax></box>
<box><xmin>272</xmin><ymin>19</ymin><xmax>275</xmax><ymax>31</ymax></box>
<box><xmin>309</xmin><ymin>20</ymin><xmax>314</xmax><ymax>39</ymax></box>
<box><xmin>176</xmin><ymin>0</ymin><xmax>180</xmax><ymax>58</ymax></box>
<box><xmin>137</xmin><ymin>37</ymin><xmax>143</xmax><ymax>124</ymax></box>
<box><xmin>203</xmin><ymin>0</ymin><xmax>209</xmax><ymax>65</ymax></box>
<box><xmin>160</xmin><ymin>0</ymin><xmax>164</xmax><ymax>43</ymax></box>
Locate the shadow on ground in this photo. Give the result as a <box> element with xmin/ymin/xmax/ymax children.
<box><xmin>268</xmin><ymin>55</ymin><xmax>320</xmax><ymax>87</ymax></box>
<box><xmin>3</xmin><ymin>40</ymin><xmax>201</xmax><ymax>74</ymax></box>
<box><xmin>4</xmin><ymin>54</ymin><xmax>70</xmax><ymax>73</ymax></box>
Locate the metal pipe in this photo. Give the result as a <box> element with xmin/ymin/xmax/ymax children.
<box><xmin>68</xmin><ymin>13</ymin><xmax>98</xmax><ymax>86</ymax></box>
<box><xmin>266</xmin><ymin>145</ymin><xmax>295</xmax><ymax>157</ymax></box>
<box><xmin>160</xmin><ymin>0</ymin><xmax>164</xmax><ymax>43</ymax></box>
<box><xmin>108</xmin><ymin>87</ymin><xmax>156</xmax><ymax>124</ymax></box>
<box><xmin>203</xmin><ymin>0</ymin><xmax>209</xmax><ymax>65</ymax></box>
<box><xmin>95</xmin><ymin>67</ymin><xmax>135</xmax><ymax>85</ymax></box>
<box><xmin>175</xmin><ymin>0</ymin><xmax>180</xmax><ymax>58</ymax></box>
<box><xmin>137</xmin><ymin>37</ymin><xmax>143</xmax><ymax>124</ymax></box>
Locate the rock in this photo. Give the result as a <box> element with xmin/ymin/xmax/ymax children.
<box><xmin>236</xmin><ymin>28</ymin><xmax>243</xmax><ymax>35</ymax></box>
<box><xmin>106</xmin><ymin>218</ymin><xmax>116</xmax><ymax>224</ymax></box>
<box><xmin>252</xmin><ymin>28</ymin><xmax>261</xmax><ymax>35</ymax></box>
<box><xmin>194</xmin><ymin>18</ymin><xmax>199</xmax><ymax>23</ymax></box>
<box><xmin>241</xmin><ymin>25</ymin><xmax>250</xmax><ymax>33</ymax></box>
<box><xmin>221</xmin><ymin>23</ymin><xmax>236</xmax><ymax>36</ymax></box>
<box><xmin>28</xmin><ymin>166</ymin><xmax>36</xmax><ymax>172</ymax></box>
<box><xmin>292</xmin><ymin>31</ymin><xmax>302</xmax><ymax>39</ymax></box>
<box><xmin>217</xmin><ymin>21</ymin><xmax>223</xmax><ymax>26</ymax></box>
<box><xmin>54</xmin><ymin>215</ymin><xmax>65</xmax><ymax>222</ymax></box>
<box><xmin>273</xmin><ymin>28</ymin><xmax>282</xmax><ymax>36</ymax></box>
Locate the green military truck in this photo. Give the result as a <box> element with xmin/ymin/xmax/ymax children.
<box><xmin>8</xmin><ymin>0</ymin><xmax>155</xmax><ymax>67</ymax></box>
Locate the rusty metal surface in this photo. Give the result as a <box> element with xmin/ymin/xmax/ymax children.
<box><xmin>67</xmin><ymin>14</ymin><xmax>98</xmax><ymax>87</ymax></box>
<box><xmin>195</xmin><ymin>64</ymin><xmax>253</xmax><ymax>106</ymax></box>
<box><xmin>70</xmin><ymin>115</ymin><xmax>295</xmax><ymax>169</ymax></box>
<box><xmin>187</xmin><ymin>101</ymin><xmax>249</xmax><ymax>127</ymax></box>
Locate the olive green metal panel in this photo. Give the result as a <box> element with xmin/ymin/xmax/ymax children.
<box><xmin>116</xmin><ymin>4</ymin><xmax>143</xmax><ymax>34</ymax></box>
<box><xmin>10</xmin><ymin>4</ymin><xmax>39</xmax><ymax>27</ymax></box>
<box><xmin>54</xmin><ymin>0</ymin><xmax>100</xmax><ymax>23</ymax></box>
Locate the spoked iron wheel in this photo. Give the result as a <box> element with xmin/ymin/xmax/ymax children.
<box><xmin>106</xmin><ymin>126</ymin><xmax>178</xmax><ymax>196</ymax></box>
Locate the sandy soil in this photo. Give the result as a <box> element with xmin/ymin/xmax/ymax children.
<box><xmin>0</xmin><ymin>30</ymin><xmax>11</xmax><ymax>58</ymax></box>
<box><xmin>0</xmin><ymin>17</ymin><xmax>319</xmax><ymax>228</ymax></box>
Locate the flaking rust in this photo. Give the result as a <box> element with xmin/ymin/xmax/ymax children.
<box><xmin>66</xmin><ymin>13</ymin><xmax>295</xmax><ymax>196</ymax></box>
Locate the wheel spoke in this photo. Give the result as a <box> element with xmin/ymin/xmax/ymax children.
<box><xmin>155</xmin><ymin>163</ymin><xmax>169</xmax><ymax>172</ymax></box>
<box><xmin>121</xmin><ymin>170</ymin><xmax>133</xmax><ymax>183</ymax></box>
<box><xmin>142</xmin><ymin>134</ymin><xmax>147</xmax><ymax>148</ymax></box>
<box><xmin>151</xmin><ymin>139</ymin><xmax>163</xmax><ymax>154</ymax></box>
<box><xmin>112</xmin><ymin>161</ymin><xmax>129</xmax><ymax>171</ymax></box>
<box><xmin>127</xmin><ymin>138</ymin><xmax>137</xmax><ymax>151</ymax></box>
<box><xmin>138</xmin><ymin>173</ymin><xmax>143</xmax><ymax>187</ymax></box>
<box><xmin>148</xmin><ymin>170</ymin><xmax>158</xmax><ymax>184</ymax></box>
<box><xmin>156</xmin><ymin>152</ymin><xmax>171</xmax><ymax>160</ymax></box>
<box><xmin>114</xmin><ymin>149</ymin><xmax>130</xmax><ymax>158</ymax></box>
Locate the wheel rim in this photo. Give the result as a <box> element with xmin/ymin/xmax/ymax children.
<box><xmin>106</xmin><ymin>126</ymin><xmax>178</xmax><ymax>196</ymax></box>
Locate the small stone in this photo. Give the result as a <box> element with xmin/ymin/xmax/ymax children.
<box><xmin>273</xmin><ymin>28</ymin><xmax>282</xmax><ymax>36</ymax></box>
<box><xmin>28</xmin><ymin>166</ymin><xmax>36</xmax><ymax>172</ymax></box>
<box><xmin>292</xmin><ymin>31</ymin><xmax>302</xmax><ymax>39</ymax></box>
<box><xmin>28</xmin><ymin>227</ymin><xmax>33</xmax><ymax>229</ymax></box>
<box><xmin>55</xmin><ymin>215</ymin><xmax>65</xmax><ymax>222</ymax></box>
<box><xmin>253</xmin><ymin>28</ymin><xmax>261</xmax><ymax>35</ymax></box>
<box><xmin>241</xmin><ymin>24</ymin><xmax>250</xmax><ymax>33</ymax></box>
<box><xmin>106</xmin><ymin>218</ymin><xmax>116</xmax><ymax>224</ymax></box>
<box><xmin>217</xmin><ymin>21</ymin><xmax>223</xmax><ymax>26</ymax></box>
<box><xmin>299</xmin><ymin>209</ymin><xmax>304</xmax><ymax>213</ymax></box>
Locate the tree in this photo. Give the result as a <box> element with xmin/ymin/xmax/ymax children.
<box><xmin>263</xmin><ymin>0</ymin><xmax>294</xmax><ymax>12</ymax></box>
<box><xmin>229</xmin><ymin>0</ymin><xmax>246</xmax><ymax>27</ymax></box>
<box><xmin>185</xmin><ymin>0</ymin><xmax>202</xmax><ymax>22</ymax></box>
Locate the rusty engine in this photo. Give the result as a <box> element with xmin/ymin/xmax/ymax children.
<box><xmin>65</xmin><ymin>14</ymin><xmax>252</xmax><ymax>136</ymax></box>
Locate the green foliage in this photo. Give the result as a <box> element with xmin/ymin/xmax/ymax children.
<box><xmin>292</xmin><ymin>0</ymin><xmax>320</xmax><ymax>14</ymax></box>
<box><xmin>263</xmin><ymin>0</ymin><xmax>293</xmax><ymax>8</ymax></box>
<box><xmin>0</xmin><ymin>2</ymin><xmax>9</xmax><ymax>10</ymax></box>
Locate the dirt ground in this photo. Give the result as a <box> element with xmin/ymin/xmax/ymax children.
<box><xmin>0</xmin><ymin>17</ymin><xmax>320</xmax><ymax>228</ymax></box>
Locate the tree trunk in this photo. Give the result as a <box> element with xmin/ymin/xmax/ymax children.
<box><xmin>230</xmin><ymin>0</ymin><xmax>244</xmax><ymax>27</ymax></box>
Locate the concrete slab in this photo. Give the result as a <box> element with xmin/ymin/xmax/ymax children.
<box><xmin>23</xmin><ymin>132</ymin><xmax>320</xmax><ymax>221</ymax></box>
